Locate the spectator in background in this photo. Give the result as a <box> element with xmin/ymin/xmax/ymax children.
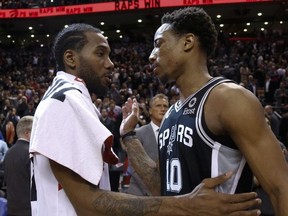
<box><xmin>264</xmin><ymin>105</ymin><xmax>281</xmax><ymax>138</ymax></box>
<box><xmin>239</xmin><ymin>63</ymin><xmax>251</xmax><ymax>83</ymax></box>
<box><xmin>0</xmin><ymin>138</ymin><xmax>8</xmax><ymax>186</ymax></box>
<box><xmin>279</xmin><ymin>105</ymin><xmax>288</xmax><ymax>147</ymax></box>
<box><xmin>0</xmin><ymin>115</ymin><xmax>6</xmax><ymax>141</ymax></box>
<box><xmin>264</xmin><ymin>73</ymin><xmax>274</xmax><ymax>104</ymax></box>
<box><xmin>0</xmin><ymin>139</ymin><xmax>8</xmax><ymax>163</ymax></box>
<box><xmin>1</xmin><ymin>99</ymin><xmax>12</xmax><ymax>119</ymax></box>
<box><xmin>94</xmin><ymin>98</ymin><xmax>103</xmax><ymax>110</ymax></box>
<box><xmin>17</xmin><ymin>96</ymin><xmax>29</xmax><ymax>118</ymax></box>
<box><xmin>109</xmin><ymin>83</ymin><xmax>121</xmax><ymax>106</ymax></box>
<box><xmin>107</xmin><ymin>99</ymin><xmax>122</xmax><ymax>122</ymax></box>
<box><xmin>247</xmin><ymin>74</ymin><xmax>258</xmax><ymax>96</ymax></box>
<box><xmin>100</xmin><ymin>108</ymin><xmax>116</xmax><ymax>141</ymax></box>
<box><xmin>4</xmin><ymin>115</ymin><xmax>34</xmax><ymax>216</ymax></box>
<box><xmin>24</xmin><ymin>102</ymin><xmax>36</xmax><ymax>116</ymax></box>
<box><xmin>100</xmin><ymin>107</ymin><xmax>121</xmax><ymax>192</ymax></box>
<box><xmin>274</xmin><ymin>81</ymin><xmax>288</xmax><ymax>113</ymax></box>
<box><xmin>2</xmin><ymin>107</ymin><xmax>20</xmax><ymax>146</ymax></box>
<box><xmin>119</xmin><ymin>82</ymin><xmax>133</xmax><ymax>99</ymax></box>
<box><xmin>123</xmin><ymin>93</ymin><xmax>169</xmax><ymax>196</ymax></box>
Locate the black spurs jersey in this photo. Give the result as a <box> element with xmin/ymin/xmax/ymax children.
<box><xmin>158</xmin><ymin>77</ymin><xmax>253</xmax><ymax>196</ymax></box>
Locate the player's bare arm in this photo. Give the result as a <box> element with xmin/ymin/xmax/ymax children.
<box><xmin>49</xmin><ymin>159</ymin><xmax>166</xmax><ymax>216</ymax></box>
<box><xmin>120</xmin><ymin>97</ymin><xmax>162</xmax><ymax>194</ymax></box>
<box><xmin>50</xmin><ymin>159</ymin><xmax>261</xmax><ymax>216</ymax></box>
<box><xmin>122</xmin><ymin>138</ymin><xmax>161</xmax><ymax>195</ymax></box>
<box><xmin>209</xmin><ymin>83</ymin><xmax>288</xmax><ymax>216</ymax></box>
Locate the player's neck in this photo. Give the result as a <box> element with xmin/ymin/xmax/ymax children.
<box><xmin>178</xmin><ymin>73</ymin><xmax>212</xmax><ymax>100</ymax></box>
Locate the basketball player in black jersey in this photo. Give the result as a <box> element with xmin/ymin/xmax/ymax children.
<box><xmin>120</xmin><ymin>7</ymin><xmax>288</xmax><ymax>216</ymax></box>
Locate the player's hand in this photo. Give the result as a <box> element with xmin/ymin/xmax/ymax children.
<box><xmin>120</xmin><ymin>97</ymin><xmax>139</xmax><ymax>136</ymax></box>
<box><xmin>177</xmin><ymin>172</ymin><xmax>261</xmax><ymax>215</ymax></box>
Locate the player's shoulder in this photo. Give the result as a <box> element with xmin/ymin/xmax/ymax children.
<box><xmin>207</xmin><ymin>80</ymin><xmax>261</xmax><ymax>114</ymax></box>
<box><xmin>213</xmin><ymin>81</ymin><xmax>253</xmax><ymax>100</ymax></box>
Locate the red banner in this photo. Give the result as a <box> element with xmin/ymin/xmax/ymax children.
<box><xmin>0</xmin><ymin>0</ymin><xmax>273</xmax><ymax>18</ymax></box>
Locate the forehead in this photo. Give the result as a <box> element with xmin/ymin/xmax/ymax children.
<box><xmin>154</xmin><ymin>23</ymin><xmax>173</xmax><ymax>40</ymax></box>
<box><xmin>152</xmin><ymin>97</ymin><xmax>168</xmax><ymax>106</ymax></box>
<box><xmin>84</xmin><ymin>31</ymin><xmax>110</xmax><ymax>51</ymax></box>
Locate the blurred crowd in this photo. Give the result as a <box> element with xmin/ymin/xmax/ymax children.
<box><xmin>0</xmin><ymin>25</ymin><xmax>288</xmax><ymax>194</ymax></box>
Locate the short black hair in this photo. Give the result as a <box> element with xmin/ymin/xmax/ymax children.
<box><xmin>52</xmin><ymin>23</ymin><xmax>101</xmax><ymax>71</ymax></box>
<box><xmin>161</xmin><ymin>7</ymin><xmax>217</xmax><ymax>57</ymax></box>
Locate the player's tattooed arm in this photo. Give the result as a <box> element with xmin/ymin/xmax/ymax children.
<box><xmin>50</xmin><ymin>159</ymin><xmax>262</xmax><ymax>216</ymax></box>
<box><xmin>50</xmin><ymin>160</ymin><xmax>165</xmax><ymax>216</ymax></box>
<box><xmin>90</xmin><ymin>186</ymin><xmax>162</xmax><ymax>216</ymax></box>
<box><xmin>123</xmin><ymin>138</ymin><xmax>161</xmax><ymax>196</ymax></box>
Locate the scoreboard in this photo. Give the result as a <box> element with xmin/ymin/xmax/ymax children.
<box><xmin>0</xmin><ymin>0</ymin><xmax>274</xmax><ymax>18</ymax></box>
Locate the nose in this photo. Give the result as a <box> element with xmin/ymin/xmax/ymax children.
<box><xmin>149</xmin><ymin>48</ymin><xmax>156</xmax><ymax>63</ymax></box>
<box><xmin>106</xmin><ymin>57</ymin><xmax>114</xmax><ymax>70</ymax></box>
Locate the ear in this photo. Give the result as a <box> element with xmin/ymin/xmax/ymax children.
<box><xmin>183</xmin><ymin>33</ymin><xmax>195</xmax><ymax>51</ymax></box>
<box><xmin>149</xmin><ymin>107</ymin><xmax>152</xmax><ymax>116</ymax></box>
<box><xmin>63</xmin><ymin>49</ymin><xmax>77</xmax><ymax>69</ymax></box>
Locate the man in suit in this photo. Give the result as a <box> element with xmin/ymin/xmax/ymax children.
<box><xmin>264</xmin><ymin>105</ymin><xmax>281</xmax><ymax>138</ymax></box>
<box><xmin>125</xmin><ymin>94</ymin><xmax>169</xmax><ymax>195</ymax></box>
<box><xmin>4</xmin><ymin>115</ymin><xmax>34</xmax><ymax>216</ymax></box>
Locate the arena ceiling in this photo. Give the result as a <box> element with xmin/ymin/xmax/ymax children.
<box><xmin>0</xmin><ymin>0</ymin><xmax>288</xmax><ymax>47</ymax></box>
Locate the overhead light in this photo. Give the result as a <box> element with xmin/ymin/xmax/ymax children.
<box><xmin>31</xmin><ymin>35</ymin><xmax>35</xmax><ymax>38</ymax></box>
<box><xmin>138</xmin><ymin>19</ymin><xmax>142</xmax><ymax>23</ymax></box>
<box><xmin>29</xmin><ymin>26</ymin><xmax>33</xmax><ymax>30</ymax></box>
<box><xmin>46</xmin><ymin>34</ymin><xmax>50</xmax><ymax>37</ymax></box>
<box><xmin>257</xmin><ymin>12</ymin><xmax>262</xmax><ymax>16</ymax></box>
<box><xmin>64</xmin><ymin>25</ymin><xmax>69</xmax><ymax>28</ymax></box>
<box><xmin>7</xmin><ymin>35</ymin><xmax>11</xmax><ymax>38</ymax></box>
<box><xmin>264</xmin><ymin>22</ymin><xmax>268</xmax><ymax>25</ymax></box>
<box><xmin>219</xmin><ymin>24</ymin><xmax>224</xmax><ymax>27</ymax></box>
<box><xmin>216</xmin><ymin>15</ymin><xmax>221</xmax><ymax>19</ymax></box>
<box><xmin>246</xmin><ymin>23</ymin><xmax>250</xmax><ymax>26</ymax></box>
<box><xmin>243</xmin><ymin>29</ymin><xmax>248</xmax><ymax>32</ymax></box>
<box><xmin>280</xmin><ymin>21</ymin><xmax>283</xmax><ymax>24</ymax></box>
<box><xmin>261</xmin><ymin>28</ymin><xmax>265</xmax><ymax>31</ymax></box>
<box><xmin>116</xmin><ymin>29</ymin><xmax>120</xmax><ymax>33</ymax></box>
<box><xmin>100</xmin><ymin>22</ymin><xmax>105</xmax><ymax>25</ymax></box>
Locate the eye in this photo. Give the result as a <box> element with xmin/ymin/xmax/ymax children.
<box><xmin>154</xmin><ymin>39</ymin><xmax>161</xmax><ymax>48</ymax></box>
<box><xmin>96</xmin><ymin>51</ymin><xmax>104</xmax><ymax>57</ymax></box>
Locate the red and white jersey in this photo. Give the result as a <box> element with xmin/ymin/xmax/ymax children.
<box><xmin>30</xmin><ymin>72</ymin><xmax>111</xmax><ymax>216</ymax></box>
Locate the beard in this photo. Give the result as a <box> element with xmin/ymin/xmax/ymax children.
<box><xmin>78</xmin><ymin>59</ymin><xmax>109</xmax><ymax>97</ymax></box>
